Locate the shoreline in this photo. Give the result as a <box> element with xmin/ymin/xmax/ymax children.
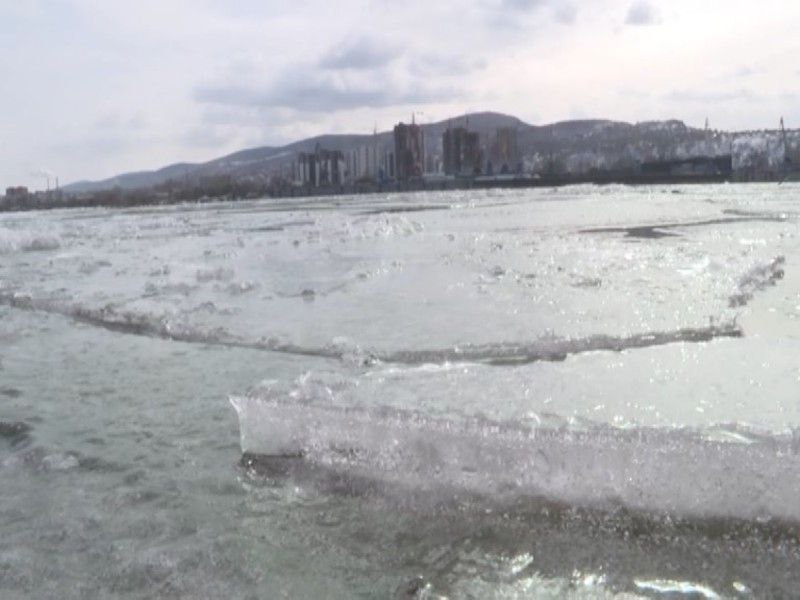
<box><xmin>0</xmin><ymin>172</ymin><xmax>782</xmax><ymax>214</ymax></box>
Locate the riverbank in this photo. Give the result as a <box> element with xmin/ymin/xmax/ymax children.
<box><xmin>0</xmin><ymin>171</ymin><xmax>748</xmax><ymax>213</ymax></box>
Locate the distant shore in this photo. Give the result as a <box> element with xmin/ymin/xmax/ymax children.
<box><xmin>0</xmin><ymin>171</ymin><xmax>786</xmax><ymax>214</ymax></box>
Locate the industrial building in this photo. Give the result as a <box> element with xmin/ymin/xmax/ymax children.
<box><xmin>4</xmin><ymin>187</ymin><xmax>29</xmax><ymax>202</ymax></box>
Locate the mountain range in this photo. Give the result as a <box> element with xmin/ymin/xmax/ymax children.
<box><xmin>63</xmin><ymin>111</ymin><xmax>725</xmax><ymax>193</ymax></box>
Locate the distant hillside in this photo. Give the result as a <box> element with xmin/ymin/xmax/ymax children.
<box><xmin>64</xmin><ymin>111</ymin><xmax>725</xmax><ymax>193</ymax></box>
<box><xmin>63</xmin><ymin>112</ymin><xmax>532</xmax><ymax>192</ymax></box>
<box><xmin>64</xmin><ymin>162</ymin><xmax>199</xmax><ymax>193</ymax></box>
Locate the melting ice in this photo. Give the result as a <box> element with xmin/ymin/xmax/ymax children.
<box><xmin>3</xmin><ymin>184</ymin><xmax>800</xmax><ymax>597</ymax></box>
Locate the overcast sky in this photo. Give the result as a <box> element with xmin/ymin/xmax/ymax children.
<box><xmin>2</xmin><ymin>0</ymin><xmax>799</xmax><ymax>190</ymax></box>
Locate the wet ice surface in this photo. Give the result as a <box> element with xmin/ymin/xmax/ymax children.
<box><xmin>2</xmin><ymin>184</ymin><xmax>800</xmax><ymax>598</ymax></box>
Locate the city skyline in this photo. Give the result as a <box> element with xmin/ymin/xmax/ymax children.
<box><xmin>3</xmin><ymin>0</ymin><xmax>800</xmax><ymax>190</ymax></box>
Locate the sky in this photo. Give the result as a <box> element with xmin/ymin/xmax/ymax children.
<box><xmin>2</xmin><ymin>0</ymin><xmax>800</xmax><ymax>190</ymax></box>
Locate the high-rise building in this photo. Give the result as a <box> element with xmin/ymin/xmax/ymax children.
<box><xmin>297</xmin><ymin>144</ymin><xmax>346</xmax><ymax>187</ymax></box>
<box><xmin>443</xmin><ymin>127</ymin><xmax>482</xmax><ymax>176</ymax></box>
<box><xmin>393</xmin><ymin>122</ymin><xmax>424</xmax><ymax>181</ymax></box>
<box><xmin>492</xmin><ymin>127</ymin><xmax>519</xmax><ymax>174</ymax></box>
<box><xmin>345</xmin><ymin>131</ymin><xmax>384</xmax><ymax>183</ymax></box>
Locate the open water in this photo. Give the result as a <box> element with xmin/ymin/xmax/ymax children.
<box><xmin>2</xmin><ymin>184</ymin><xmax>800</xmax><ymax>598</ymax></box>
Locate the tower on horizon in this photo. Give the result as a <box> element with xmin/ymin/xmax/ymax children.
<box><xmin>443</xmin><ymin>126</ymin><xmax>482</xmax><ymax>176</ymax></box>
<box><xmin>393</xmin><ymin>122</ymin><xmax>424</xmax><ymax>181</ymax></box>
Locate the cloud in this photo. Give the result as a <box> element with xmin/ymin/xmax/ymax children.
<box><xmin>665</xmin><ymin>88</ymin><xmax>759</xmax><ymax>103</ymax></box>
<box><xmin>500</xmin><ymin>0</ymin><xmax>547</xmax><ymax>9</ymax></box>
<box><xmin>625</xmin><ymin>1</ymin><xmax>659</xmax><ymax>25</ymax></box>
<box><xmin>181</xmin><ymin>126</ymin><xmax>239</xmax><ymax>148</ymax></box>
<box><xmin>409</xmin><ymin>54</ymin><xmax>488</xmax><ymax>76</ymax></box>
<box><xmin>553</xmin><ymin>3</ymin><xmax>577</xmax><ymax>24</ymax></box>
<box><xmin>94</xmin><ymin>112</ymin><xmax>148</xmax><ymax>132</ymax></box>
<box><xmin>46</xmin><ymin>135</ymin><xmax>142</xmax><ymax>158</ymax></box>
<box><xmin>733</xmin><ymin>65</ymin><xmax>767</xmax><ymax>78</ymax></box>
<box><xmin>319</xmin><ymin>36</ymin><xmax>401</xmax><ymax>70</ymax></box>
<box><xmin>195</xmin><ymin>69</ymin><xmax>461</xmax><ymax>113</ymax></box>
<box><xmin>492</xmin><ymin>0</ymin><xmax>577</xmax><ymax>25</ymax></box>
<box><xmin>197</xmin><ymin>80</ymin><xmax>384</xmax><ymax>112</ymax></box>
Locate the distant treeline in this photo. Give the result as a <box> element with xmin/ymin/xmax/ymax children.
<box><xmin>0</xmin><ymin>169</ymin><xmax>794</xmax><ymax>213</ymax></box>
<box><xmin>1</xmin><ymin>175</ymin><xmax>297</xmax><ymax>212</ymax></box>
